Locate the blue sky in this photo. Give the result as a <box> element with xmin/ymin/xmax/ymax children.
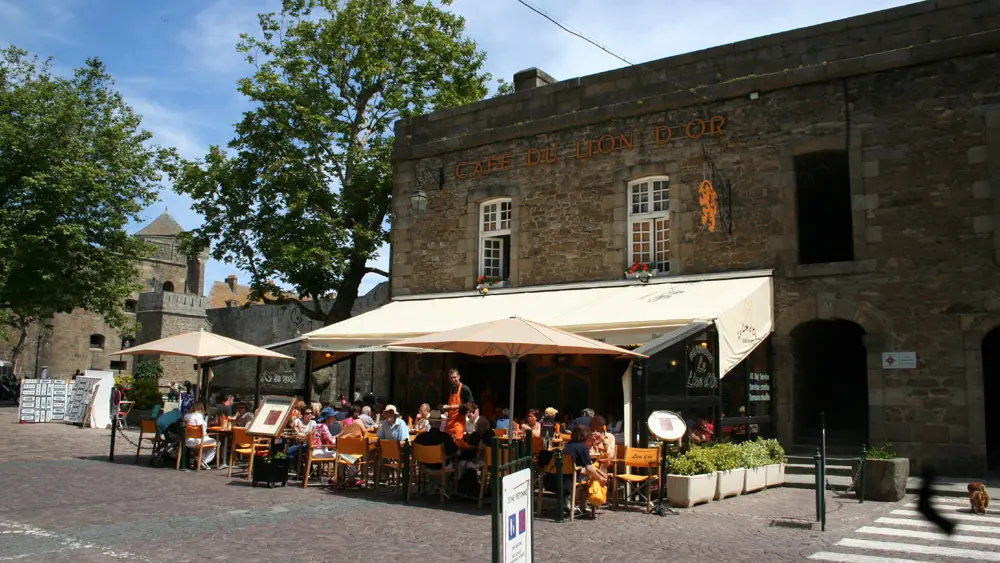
<box><xmin>0</xmin><ymin>0</ymin><xmax>917</xmax><ymax>297</ymax></box>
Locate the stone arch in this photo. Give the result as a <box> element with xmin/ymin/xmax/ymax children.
<box><xmin>162</xmin><ymin>281</ymin><xmax>174</xmax><ymax>292</ymax></box>
<box><xmin>774</xmin><ymin>295</ymin><xmax>894</xmax><ymax>446</ymax></box>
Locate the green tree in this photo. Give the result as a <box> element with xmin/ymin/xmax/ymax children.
<box><xmin>167</xmin><ymin>0</ymin><xmax>496</xmax><ymax>325</ymax></box>
<box><xmin>0</xmin><ymin>47</ymin><xmax>169</xmax><ymax>373</ymax></box>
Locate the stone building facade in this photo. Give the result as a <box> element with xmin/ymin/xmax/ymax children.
<box><xmin>2</xmin><ymin>212</ymin><xmax>210</xmax><ymax>379</ymax></box>
<box><xmin>389</xmin><ymin>0</ymin><xmax>1000</xmax><ymax>474</ymax></box>
<box><xmin>206</xmin><ymin>281</ymin><xmax>391</xmax><ymax>402</ymax></box>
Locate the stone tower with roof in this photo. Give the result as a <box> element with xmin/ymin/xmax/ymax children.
<box><xmin>8</xmin><ymin>211</ymin><xmax>209</xmax><ymax>382</ymax></box>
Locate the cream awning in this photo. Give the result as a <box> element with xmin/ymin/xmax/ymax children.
<box><xmin>302</xmin><ymin>272</ymin><xmax>774</xmax><ymax>377</ymax></box>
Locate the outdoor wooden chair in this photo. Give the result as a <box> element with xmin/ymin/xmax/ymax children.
<box><xmin>478</xmin><ymin>444</ymin><xmax>511</xmax><ymax>508</ymax></box>
<box><xmin>333</xmin><ymin>436</ymin><xmax>370</xmax><ymax>489</ymax></box>
<box><xmin>375</xmin><ymin>439</ymin><xmax>403</xmax><ymax>494</ymax></box>
<box><xmin>302</xmin><ymin>431</ymin><xmax>337</xmax><ymax>488</ymax></box>
<box><xmin>611</xmin><ymin>447</ymin><xmax>661</xmax><ymax>513</ymax></box>
<box><xmin>176</xmin><ymin>424</ymin><xmax>218</xmax><ymax>472</ymax></box>
<box><xmin>227</xmin><ymin>426</ymin><xmax>268</xmax><ymax>478</ymax></box>
<box><xmin>135</xmin><ymin>418</ymin><xmax>163</xmax><ymax>464</ymax></box>
<box><xmin>493</xmin><ymin>428</ymin><xmax>507</xmax><ymax>438</ymax></box>
<box><xmin>536</xmin><ymin>454</ymin><xmax>585</xmax><ymax>521</ymax></box>
<box><xmin>409</xmin><ymin>443</ymin><xmax>456</xmax><ymax>505</ymax></box>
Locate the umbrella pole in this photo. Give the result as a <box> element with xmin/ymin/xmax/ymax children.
<box><xmin>508</xmin><ymin>356</ymin><xmax>517</xmax><ymax>434</ymax></box>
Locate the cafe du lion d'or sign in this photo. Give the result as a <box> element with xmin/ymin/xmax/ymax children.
<box><xmin>454</xmin><ymin>115</ymin><xmax>728</xmax><ymax>180</ymax></box>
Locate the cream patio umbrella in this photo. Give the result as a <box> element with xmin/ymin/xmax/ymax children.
<box><xmin>388</xmin><ymin>316</ymin><xmax>647</xmax><ymax>427</ymax></box>
<box><xmin>113</xmin><ymin>329</ymin><xmax>294</xmax><ymax>399</ymax></box>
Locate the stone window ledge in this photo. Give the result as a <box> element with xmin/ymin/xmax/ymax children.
<box><xmin>787</xmin><ymin>259</ymin><xmax>877</xmax><ymax>279</ymax></box>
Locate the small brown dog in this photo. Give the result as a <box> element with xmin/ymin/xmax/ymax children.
<box><xmin>969</xmin><ymin>482</ymin><xmax>990</xmax><ymax>514</ymax></box>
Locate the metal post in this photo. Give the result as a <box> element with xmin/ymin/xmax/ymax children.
<box><xmin>819</xmin><ymin>412</ymin><xmax>827</xmax><ymax>532</ymax></box>
<box><xmin>491</xmin><ymin>436</ymin><xmax>501</xmax><ymax>563</ymax></box>
<box><xmin>254</xmin><ymin>357</ymin><xmax>263</xmax><ymax>410</ymax></box>
<box><xmin>402</xmin><ymin>439</ymin><xmax>411</xmax><ymax>503</ymax></box>
<box><xmin>859</xmin><ymin>444</ymin><xmax>867</xmax><ymax>504</ymax></box>
<box><xmin>109</xmin><ymin>420</ymin><xmax>116</xmax><ymax>462</ymax></box>
<box><xmin>554</xmin><ymin>447</ymin><xmax>564</xmax><ymax>523</ymax></box>
<box><xmin>304</xmin><ymin>352</ymin><xmax>314</xmax><ymax>405</ymax></box>
<box><xmin>814</xmin><ymin>449</ymin><xmax>822</xmax><ymax>523</ymax></box>
<box><xmin>348</xmin><ymin>355</ymin><xmax>357</xmax><ymax>403</ymax></box>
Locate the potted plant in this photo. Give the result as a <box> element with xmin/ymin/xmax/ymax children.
<box><xmin>127</xmin><ymin>360</ymin><xmax>164</xmax><ymax>424</ymax></box>
<box><xmin>666</xmin><ymin>446</ymin><xmax>718</xmax><ymax>508</ymax></box>
<box><xmin>738</xmin><ymin>439</ymin><xmax>769</xmax><ymax>494</ymax></box>
<box><xmin>762</xmin><ymin>438</ymin><xmax>787</xmax><ymax>487</ymax></box>
<box><xmin>710</xmin><ymin>443</ymin><xmax>746</xmax><ymax>500</ymax></box>
<box><xmin>252</xmin><ymin>449</ymin><xmax>290</xmax><ymax>488</ymax></box>
<box><xmin>625</xmin><ymin>262</ymin><xmax>658</xmax><ymax>282</ymax></box>
<box><xmin>851</xmin><ymin>440</ymin><xmax>909</xmax><ymax>502</ymax></box>
<box><xmin>476</xmin><ymin>275</ymin><xmax>506</xmax><ymax>289</ymax></box>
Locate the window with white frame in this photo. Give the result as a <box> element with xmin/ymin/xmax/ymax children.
<box><xmin>628</xmin><ymin>177</ymin><xmax>670</xmax><ymax>272</ymax></box>
<box><xmin>479</xmin><ymin>198</ymin><xmax>512</xmax><ymax>282</ymax></box>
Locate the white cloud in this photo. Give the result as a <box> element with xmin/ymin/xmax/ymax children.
<box><xmin>0</xmin><ymin>0</ymin><xmax>75</xmax><ymax>45</ymax></box>
<box><xmin>178</xmin><ymin>0</ymin><xmax>273</xmax><ymax>76</ymax></box>
<box><xmin>126</xmin><ymin>95</ymin><xmax>208</xmax><ymax>160</ymax></box>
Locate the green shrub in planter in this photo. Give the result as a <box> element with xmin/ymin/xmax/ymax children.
<box><xmin>133</xmin><ymin>360</ymin><xmax>163</xmax><ymax>382</ymax></box>
<box><xmin>737</xmin><ymin>440</ymin><xmax>770</xmax><ymax>468</ymax></box>
<box><xmin>668</xmin><ymin>446</ymin><xmax>716</xmax><ymax>475</ymax></box>
<box><xmin>130</xmin><ymin>378</ymin><xmax>163</xmax><ymax>411</ymax></box>
<box><xmin>760</xmin><ymin>438</ymin><xmax>786</xmax><ymax>464</ymax></box>
<box><xmin>707</xmin><ymin>443</ymin><xmax>743</xmax><ymax>471</ymax></box>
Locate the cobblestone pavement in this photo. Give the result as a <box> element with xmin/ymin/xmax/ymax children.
<box><xmin>0</xmin><ymin>406</ymin><xmax>926</xmax><ymax>562</ymax></box>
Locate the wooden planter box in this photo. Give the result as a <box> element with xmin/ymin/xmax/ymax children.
<box><xmin>764</xmin><ymin>463</ymin><xmax>785</xmax><ymax>487</ymax></box>
<box><xmin>743</xmin><ymin>466</ymin><xmax>767</xmax><ymax>494</ymax></box>
<box><xmin>715</xmin><ymin>468</ymin><xmax>746</xmax><ymax>500</ymax></box>
<box><xmin>851</xmin><ymin>458</ymin><xmax>909</xmax><ymax>502</ymax></box>
<box><xmin>252</xmin><ymin>457</ymin><xmax>290</xmax><ymax>488</ymax></box>
<box><xmin>667</xmin><ymin>473</ymin><xmax>717</xmax><ymax>508</ymax></box>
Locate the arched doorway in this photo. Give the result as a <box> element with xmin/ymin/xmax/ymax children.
<box><xmin>792</xmin><ymin>319</ymin><xmax>868</xmax><ymax>446</ymax></box>
<box><xmin>984</xmin><ymin>327</ymin><xmax>1000</xmax><ymax>470</ymax></box>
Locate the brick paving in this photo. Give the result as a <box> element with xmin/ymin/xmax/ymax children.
<box><xmin>0</xmin><ymin>406</ymin><xmax>912</xmax><ymax>562</ymax></box>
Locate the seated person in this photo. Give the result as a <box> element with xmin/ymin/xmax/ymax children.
<box><xmin>688</xmin><ymin>416</ymin><xmax>715</xmax><ymax>444</ymax></box>
<box><xmin>587</xmin><ymin>415</ymin><xmax>616</xmax><ymax>471</ymax></box>
<box><xmin>288</xmin><ymin>407</ymin><xmax>339</xmax><ymax>466</ymax></box>
<box><xmin>292</xmin><ymin>407</ymin><xmax>317</xmax><ymax>437</ymax></box>
<box><xmin>376</xmin><ymin>405</ymin><xmax>409</xmax><ymax>442</ymax></box>
<box><xmin>339</xmin><ymin>405</ymin><xmax>366</xmax><ymax>439</ymax></box>
<box><xmin>495</xmin><ymin>409</ymin><xmax>511</xmax><ymax>431</ymax></box>
<box><xmin>413</xmin><ymin>410</ymin><xmax>459</xmax><ymax>470</ymax></box>
<box><xmin>544</xmin><ymin>425</ymin><xmax>607</xmax><ymax>516</ymax></box>
<box><xmin>358</xmin><ymin>405</ymin><xmax>377</xmax><ymax>429</ymax></box>
<box><xmin>412</xmin><ymin>403</ymin><xmax>431</xmax><ymax>433</ymax></box>
<box><xmin>182</xmin><ymin>403</ymin><xmax>217</xmax><ymax>469</ymax></box>
<box><xmin>234</xmin><ymin>402</ymin><xmax>253</xmax><ymax>427</ymax></box>
<box><xmin>520</xmin><ymin>409</ymin><xmax>541</xmax><ymax>438</ymax></box>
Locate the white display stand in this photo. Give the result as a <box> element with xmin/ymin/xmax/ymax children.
<box><xmin>18</xmin><ymin>379</ymin><xmax>72</xmax><ymax>423</ymax></box>
<box><xmin>65</xmin><ymin>371</ymin><xmax>115</xmax><ymax>428</ymax></box>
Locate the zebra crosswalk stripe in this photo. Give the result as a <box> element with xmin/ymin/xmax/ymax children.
<box><xmin>806</xmin><ymin>500</ymin><xmax>1000</xmax><ymax>562</ymax></box>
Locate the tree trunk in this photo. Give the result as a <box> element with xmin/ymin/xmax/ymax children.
<box><xmin>8</xmin><ymin>315</ymin><xmax>30</xmax><ymax>377</ymax></box>
<box><xmin>323</xmin><ymin>255</ymin><xmax>368</xmax><ymax>326</ymax></box>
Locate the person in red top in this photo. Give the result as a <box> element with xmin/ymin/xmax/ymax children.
<box><xmin>689</xmin><ymin>416</ymin><xmax>715</xmax><ymax>444</ymax></box>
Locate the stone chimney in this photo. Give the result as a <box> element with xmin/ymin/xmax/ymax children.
<box><xmin>513</xmin><ymin>68</ymin><xmax>556</xmax><ymax>92</ymax></box>
<box><xmin>225</xmin><ymin>275</ymin><xmax>237</xmax><ymax>292</ymax></box>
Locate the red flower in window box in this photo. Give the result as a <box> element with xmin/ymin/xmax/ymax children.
<box><xmin>477</xmin><ymin>275</ymin><xmax>501</xmax><ymax>286</ymax></box>
<box><xmin>626</xmin><ymin>262</ymin><xmax>650</xmax><ymax>275</ymax></box>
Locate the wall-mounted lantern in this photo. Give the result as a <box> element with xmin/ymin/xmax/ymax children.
<box><xmin>410</xmin><ymin>189</ymin><xmax>429</xmax><ymax>213</ymax></box>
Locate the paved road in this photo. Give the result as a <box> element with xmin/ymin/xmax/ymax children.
<box><xmin>0</xmin><ymin>406</ymin><xmax>945</xmax><ymax>562</ymax></box>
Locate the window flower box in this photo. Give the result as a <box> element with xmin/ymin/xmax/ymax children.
<box><xmin>476</xmin><ymin>276</ymin><xmax>507</xmax><ymax>290</ymax></box>
<box><xmin>624</xmin><ymin>262</ymin><xmax>659</xmax><ymax>282</ymax></box>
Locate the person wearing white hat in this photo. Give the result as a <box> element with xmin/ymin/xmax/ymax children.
<box><xmin>376</xmin><ymin>404</ymin><xmax>409</xmax><ymax>442</ymax></box>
